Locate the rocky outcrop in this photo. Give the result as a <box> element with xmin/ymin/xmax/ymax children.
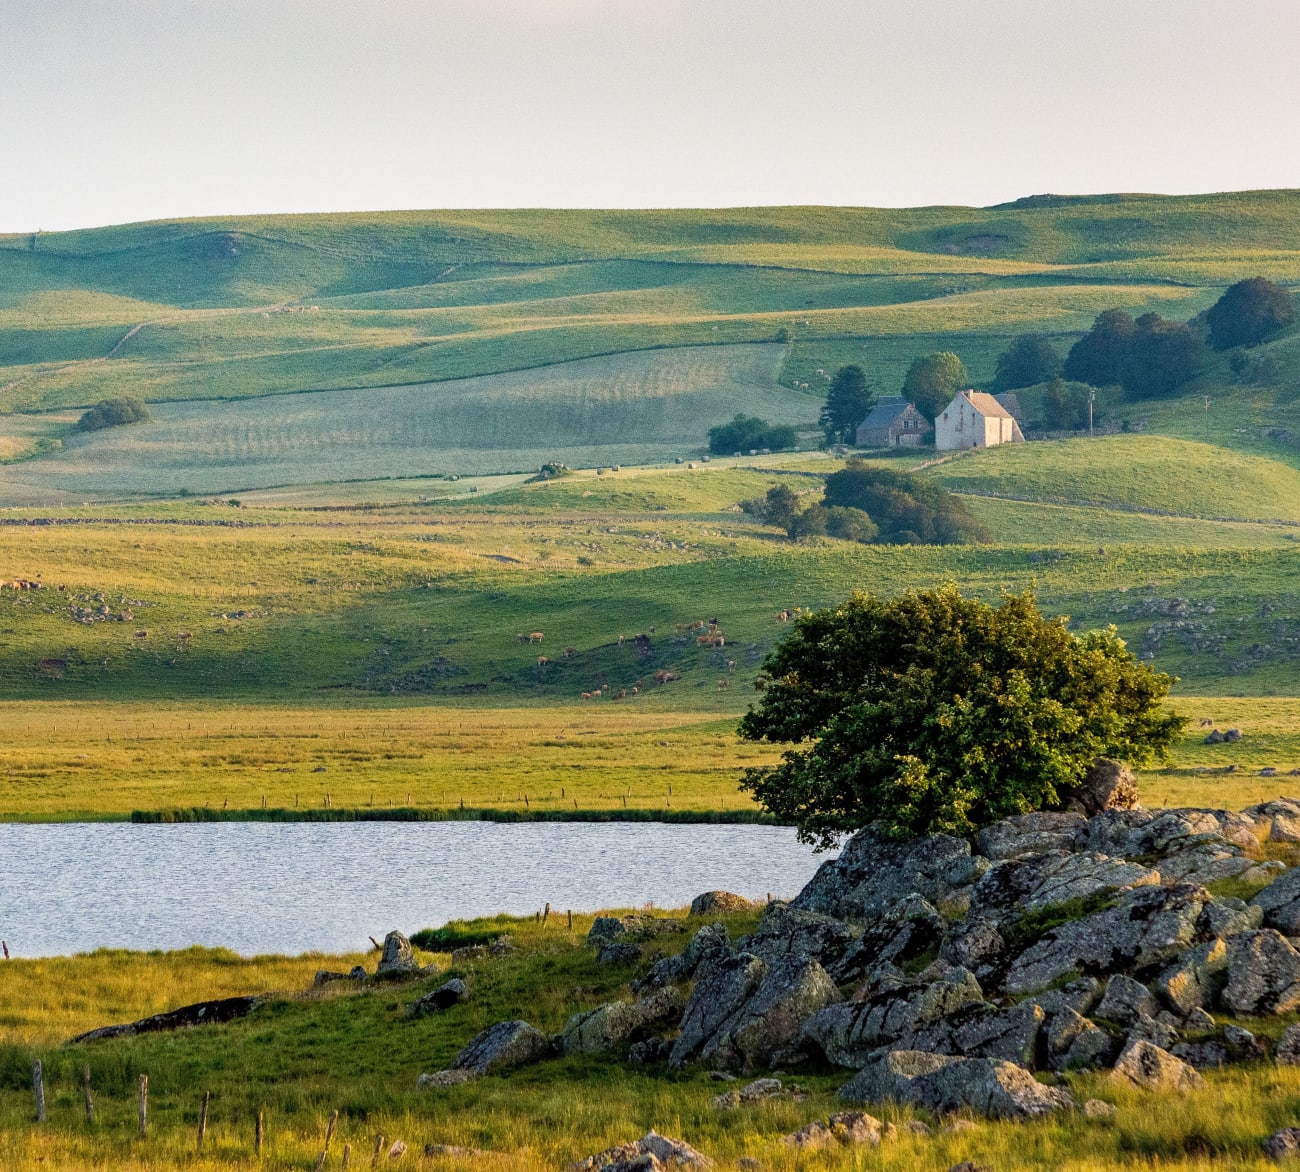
<box><xmin>70</xmin><ymin>995</ymin><xmax>263</xmax><ymax>1044</ymax></box>
<box><xmin>1251</xmin><ymin>868</ymin><xmax>1300</xmax><ymax>935</ymax></box>
<box><xmin>783</xmin><ymin>1111</ymin><xmax>887</xmax><ymax>1149</ymax></box>
<box><xmin>1060</xmin><ymin>758</ymin><xmax>1141</xmax><ymax>816</ymax></box>
<box><xmin>418</xmin><ymin>1019</ymin><xmax>553</xmax><ymax>1086</ymax></box>
<box><xmin>1221</xmin><ymin>931</ymin><xmax>1300</xmax><ymax>1016</ymax></box>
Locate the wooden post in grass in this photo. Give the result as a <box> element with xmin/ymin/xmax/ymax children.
<box><xmin>341</xmin><ymin>1141</ymin><xmax>352</xmax><ymax>1168</ymax></box>
<box><xmin>83</xmin><ymin>1064</ymin><xmax>95</xmax><ymax>1125</ymax></box>
<box><xmin>372</xmin><ymin>1134</ymin><xmax>384</xmax><ymax>1167</ymax></box>
<box><xmin>543</xmin><ymin>902</ymin><xmax>551</xmax><ymax>924</ymax></box>
<box><xmin>314</xmin><ymin>1109</ymin><xmax>338</xmax><ymax>1172</ymax></box>
<box><xmin>567</xmin><ymin>909</ymin><xmax>573</xmax><ymax>930</ymax></box>
<box><xmin>197</xmin><ymin>1090</ymin><xmax>210</xmax><ymax>1149</ymax></box>
<box><xmin>138</xmin><ymin>1074</ymin><xmax>148</xmax><ymax>1139</ymax></box>
<box><xmin>32</xmin><ymin>1059</ymin><xmax>45</xmax><ymax>1123</ymax></box>
<box><xmin>255</xmin><ymin>1110</ymin><xmax>264</xmax><ymax>1158</ymax></box>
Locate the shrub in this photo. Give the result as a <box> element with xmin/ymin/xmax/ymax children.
<box><xmin>75</xmin><ymin>396</ymin><xmax>151</xmax><ymax>432</ymax></box>
<box><xmin>739</xmin><ymin>587</ymin><xmax>1185</xmax><ymax>845</ymax></box>
<box><xmin>1206</xmin><ymin>277</ymin><xmax>1295</xmax><ymax>350</ymax></box>
<box><xmin>823</xmin><ymin>505</ymin><xmax>878</xmax><ymax>543</ymax></box>
<box><xmin>822</xmin><ymin>458</ymin><xmax>989</xmax><ymax>545</ymax></box>
<box><xmin>708</xmin><ymin>414</ymin><xmax>796</xmax><ymax>454</ymax></box>
<box><xmin>994</xmin><ymin>334</ymin><xmax>1061</xmax><ymax>391</ymax></box>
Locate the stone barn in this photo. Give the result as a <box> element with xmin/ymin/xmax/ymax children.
<box><xmin>855</xmin><ymin>397</ymin><xmax>933</xmax><ymax>448</ymax></box>
<box><xmin>934</xmin><ymin>390</ymin><xmax>1026</xmax><ymax>451</ymax></box>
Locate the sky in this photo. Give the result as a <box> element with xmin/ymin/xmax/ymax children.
<box><xmin>1</xmin><ymin>0</ymin><xmax>1298</xmax><ymax>231</ymax></box>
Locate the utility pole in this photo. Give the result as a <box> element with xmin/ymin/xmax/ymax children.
<box><xmin>1204</xmin><ymin>396</ymin><xmax>1211</xmax><ymax>437</ymax></box>
<box><xmin>1089</xmin><ymin>389</ymin><xmax>1095</xmax><ymax>438</ymax></box>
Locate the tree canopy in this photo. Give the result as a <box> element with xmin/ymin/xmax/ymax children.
<box><xmin>707</xmin><ymin>414</ymin><xmax>797</xmax><ymax>455</ymax></box>
<box><xmin>739</xmin><ymin>587</ymin><xmax>1184</xmax><ymax>845</ymax></box>
<box><xmin>902</xmin><ymin>352</ymin><xmax>969</xmax><ymax>419</ymax></box>
<box><xmin>75</xmin><ymin>396</ymin><xmax>151</xmax><ymax>432</ymax></box>
<box><xmin>1063</xmin><ymin>309</ymin><xmax>1202</xmax><ymax>399</ymax></box>
<box><xmin>994</xmin><ymin>334</ymin><xmax>1061</xmax><ymax>391</ymax></box>
<box><xmin>1206</xmin><ymin>277</ymin><xmax>1295</xmax><ymax>350</ymax></box>
<box><xmin>822</xmin><ymin>459</ymin><xmax>988</xmax><ymax>545</ymax></box>
<box><xmin>819</xmin><ymin>364</ymin><xmax>875</xmax><ymax>444</ymax></box>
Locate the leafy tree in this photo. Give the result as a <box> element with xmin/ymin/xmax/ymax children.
<box><xmin>1120</xmin><ymin>313</ymin><xmax>1203</xmax><ymax>399</ymax></box>
<box><xmin>739</xmin><ymin>586</ymin><xmax>1185</xmax><ymax>845</ymax></box>
<box><xmin>1063</xmin><ymin>310</ymin><xmax>1135</xmax><ymax>387</ymax></box>
<box><xmin>823</xmin><ymin>505</ymin><xmax>878</xmax><ymax>543</ymax></box>
<box><xmin>994</xmin><ymin>334</ymin><xmax>1061</xmax><ymax>391</ymax></box>
<box><xmin>819</xmin><ymin>364</ymin><xmax>875</xmax><ymax>444</ymax></box>
<box><xmin>75</xmin><ymin>396</ymin><xmax>151</xmax><ymax>432</ymax></box>
<box><xmin>822</xmin><ymin>459</ymin><xmax>988</xmax><ymax>545</ymax></box>
<box><xmin>902</xmin><ymin>352</ymin><xmax>969</xmax><ymax>419</ymax></box>
<box><xmin>708</xmin><ymin>414</ymin><xmax>797</xmax><ymax>455</ymax></box>
<box><xmin>1041</xmin><ymin>378</ymin><xmax>1094</xmax><ymax>430</ymax></box>
<box><xmin>787</xmin><ymin>502</ymin><xmax>828</xmax><ymax>541</ymax></box>
<box><xmin>1206</xmin><ymin>277</ymin><xmax>1295</xmax><ymax>350</ymax></box>
<box><xmin>740</xmin><ymin>483</ymin><xmax>802</xmax><ymax>531</ymax></box>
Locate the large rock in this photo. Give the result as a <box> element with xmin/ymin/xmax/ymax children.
<box><xmin>792</xmin><ymin>826</ymin><xmax>984</xmax><ymax>923</ymax></box>
<box><xmin>451</xmin><ymin>1020</ymin><xmax>553</xmax><ymax>1074</ymax></box>
<box><xmin>1094</xmin><ymin>975</ymin><xmax>1157</xmax><ymax>1026</ymax></box>
<box><xmin>1251</xmin><ymin>868</ymin><xmax>1300</xmax><ymax>936</ymax></box>
<box><xmin>689</xmin><ymin>892</ymin><xmax>756</xmax><ymax>916</ymax></box>
<box><xmin>563</xmin><ymin>988</ymin><xmax>684</xmax><ymax>1056</ymax></box>
<box><xmin>409</xmin><ymin>978</ymin><xmax>468</xmax><ymax>1017</ymax></box>
<box><xmin>669</xmin><ymin>954</ymin><xmax>766</xmax><ymax>1068</ymax></box>
<box><xmin>1153</xmin><ymin>939</ymin><xmax>1228</xmax><ymax>1016</ymax></box>
<box><xmin>975</xmin><ymin>812</ymin><xmax>1088</xmax><ymax>862</ymax></box>
<box><xmin>697</xmin><ymin>954</ymin><xmax>842</xmax><ymax>1072</ymax></box>
<box><xmin>940</xmin><ymin>916</ymin><xmax>1007</xmax><ymax>985</ymax></box>
<box><xmin>1003</xmin><ymin>883</ymin><xmax>1215</xmax><ymax>996</ymax></box>
<box><xmin>1264</xmin><ymin>1129</ymin><xmax>1300</xmax><ymax>1161</ymax></box>
<box><xmin>840</xmin><ymin>895</ymin><xmax>946</xmax><ymax>980</ymax></box>
<box><xmin>1110</xmin><ymin>1040</ymin><xmax>1204</xmax><ymax>1091</ymax></box>
<box><xmin>572</xmin><ymin>1132</ymin><xmax>713</xmax><ymax>1172</ymax></box>
<box><xmin>376</xmin><ymin>931</ymin><xmax>419</xmax><ymax>976</ymax></box>
<box><xmin>803</xmin><ymin>962</ymin><xmax>985</xmax><ymax>1067</ymax></box>
<box><xmin>587</xmin><ymin>916</ymin><xmax>685</xmax><ymax>947</ymax></box>
<box><xmin>1277</xmin><ymin>1023</ymin><xmax>1300</xmax><ymax>1066</ymax></box>
<box><xmin>743</xmin><ymin>905</ymin><xmax>857</xmax><ymax>973</ymax></box>
<box><xmin>840</xmin><ymin>1051</ymin><xmax>1074</xmax><ymax>1120</ymax></box>
<box><xmin>967</xmin><ymin>850</ymin><xmax>1158</xmax><ymax>920</ymax></box>
<box><xmin>952</xmin><ymin>1001</ymin><xmax>1044</xmax><ymax>1066</ymax></box>
<box><xmin>1060</xmin><ymin>758</ymin><xmax>1141</xmax><ymax>816</ymax></box>
<box><xmin>1047</xmin><ymin>1007</ymin><xmax>1115</xmax><ymax>1072</ymax></box>
<box><xmin>1221</xmin><ymin>930</ymin><xmax>1300</xmax><ymax>1016</ymax></box>
<box><xmin>635</xmin><ymin>923</ymin><xmax>732</xmax><ymax>992</ymax></box>
<box><xmin>1241</xmin><ymin>798</ymin><xmax>1300</xmax><ymax>844</ymax></box>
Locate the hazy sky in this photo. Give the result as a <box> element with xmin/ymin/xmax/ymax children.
<box><xmin>2</xmin><ymin>0</ymin><xmax>1298</xmax><ymax>231</ymax></box>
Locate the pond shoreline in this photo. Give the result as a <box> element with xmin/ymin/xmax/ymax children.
<box><xmin>126</xmin><ymin>805</ymin><xmax>782</xmax><ymax>825</ymax></box>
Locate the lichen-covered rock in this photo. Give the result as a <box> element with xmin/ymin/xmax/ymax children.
<box><xmin>743</xmin><ymin>905</ymin><xmax>857</xmax><ymax>972</ymax></box>
<box><xmin>587</xmin><ymin>916</ymin><xmax>686</xmax><ymax>947</ymax></box>
<box><xmin>803</xmin><ymin>963</ymin><xmax>984</xmax><ymax>1068</ymax></box>
<box><xmin>1251</xmin><ymin>868</ymin><xmax>1300</xmax><ymax>936</ymax></box>
<box><xmin>1110</xmin><ymin>1040</ymin><xmax>1204</xmax><ymax>1091</ymax></box>
<box><xmin>698</xmin><ymin>954</ymin><xmax>841</xmax><ymax>1072</ymax></box>
<box><xmin>1046</xmin><ymin>1007</ymin><xmax>1111</xmax><ymax>1071</ymax></box>
<box><xmin>783</xmin><ymin>1111</ymin><xmax>885</xmax><ymax>1149</ymax></box>
<box><xmin>1264</xmin><ymin>1128</ymin><xmax>1300</xmax><ymax>1161</ymax></box>
<box><xmin>1029</xmin><ymin>976</ymin><xmax>1104</xmax><ymax>1020</ymax></box>
<box><xmin>1003</xmin><ymin>884</ymin><xmax>1213</xmax><ymax>996</ymax></box>
<box><xmin>416</xmin><ymin>1068</ymin><xmax>479</xmax><ymax>1089</ymax></box>
<box><xmin>376</xmin><ymin>931</ymin><xmax>419</xmax><ymax>976</ymax></box>
<box><xmin>669</xmin><ymin>954</ymin><xmax>766</xmax><ymax>1068</ymax></box>
<box><xmin>953</xmin><ymin>1002</ymin><xmax>1044</xmax><ymax>1066</ymax></box>
<box><xmin>783</xmin><ymin>1120</ymin><xmax>834</xmax><ymax>1150</ymax></box>
<box><xmin>968</xmin><ymin>851</ymin><xmax>1158</xmax><ymax>920</ymax></box>
<box><xmin>1277</xmin><ymin>1024</ymin><xmax>1300</xmax><ymax>1066</ymax></box>
<box><xmin>1153</xmin><ymin>939</ymin><xmax>1228</xmax><ymax>1016</ymax></box>
<box><xmin>840</xmin><ymin>1051</ymin><xmax>1075</xmax><ymax>1120</ymax></box>
<box><xmin>409</xmin><ymin>978</ymin><xmax>468</xmax><ymax>1016</ymax></box>
<box><xmin>1084</xmin><ymin>1099</ymin><xmax>1118</xmax><ymax>1120</ymax></box>
<box><xmin>563</xmin><ymin>988</ymin><xmax>684</xmax><ymax>1056</ymax></box>
<box><xmin>792</xmin><ymin>826</ymin><xmax>983</xmax><ymax>923</ymax></box>
<box><xmin>1095</xmin><ymin>975</ymin><xmax>1158</xmax><ymax>1026</ymax></box>
<box><xmin>1221</xmin><ymin>930</ymin><xmax>1300</xmax><ymax>1016</ymax></box>
<box><xmin>598</xmin><ymin>942</ymin><xmax>644</xmax><ymax>966</ymax></box>
<box><xmin>451</xmin><ymin>1019</ymin><xmax>553</xmax><ymax>1074</ymax></box>
<box><xmin>690</xmin><ymin>892</ymin><xmax>756</xmax><ymax>916</ymax></box>
<box><xmin>1061</xmin><ymin>758</ymin><xmax>1141</xmax><ymax>816</ymax></box>
<box><xmin>1124</xmin><ymin>1012</ymin><xmax>1180</xmax><ymax>1052</ymax></box>
<box><xmin>1242</xmin><ymin>798</ymin><xmax>1300</xmax><ymax>845</ymax></box>
<box><xmin>939</xmin><ymin>916</ymin><xmax>1006</xmax><ymax>986</ymax></box>
<box><xmin>1170</xmin><ymin>1040</ymin><xmax>1228</xmax><ymax>1069</ymax></box>
<box><xmin>975</xmin><ymin>812</ymin><xmax>1088</xmax><ymax>861</ymax></box>
<box><xmin>572</xmin><ymin>1132</ymin><xmax>713</xmax><ymax>1172</ymax></box>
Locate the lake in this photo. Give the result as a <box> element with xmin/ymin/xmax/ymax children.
<box><xmin>0</xmin><ymin>821</ymin><xmax>832</xmax><ymax>957</ymax></box>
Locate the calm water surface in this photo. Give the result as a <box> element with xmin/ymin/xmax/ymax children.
<box><xmin>0</xmin><ymin>821</ymin><xmax>831</xmax><ymax>957</ymax></box>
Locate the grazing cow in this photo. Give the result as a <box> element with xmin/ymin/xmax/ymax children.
<box><xmin>537</xmin><ymin>655</ymin><xmax>548</xmax><ymax>666</ymax></box>
<box><xmin>564</xmin><ymin>646</ymin><xmax>578</xmax><ymax>658</ymax></box>
<box><xmin>614</xmin><ymin>689</ymin><xmax>626</xmax><ymax>700</ymax></box>
<box><xmin>517</xmin><ymin>633</ymin><xmax>531</xmax><ymax>643</ymax></box>
<box><xmin>528</xmin><ymin>632</ymin><xmax>545</xmax><ymax>644</ymax></box>
<box><xmin>716</xmin><ymin>678</ymin><xmax>729</xmax><ymax>689</ymax></box>
<box><xmin>581</xmin><ymin>691</ymin><xmax>594</xmax><ymax>700</ymax></box>
<box><xmin>177</xmin><ymin>632</ymin><xmax>192</xmax><ymax>641</ymax></box>
<box><xmin>617</xmin><ymin>634</ymin><xmax>625</xmax><ymax>645</ymax></box>
<box><xmin>726</xmin><ymin>659</ymin><xmax>736</xmax><ymax>672</ymax></box>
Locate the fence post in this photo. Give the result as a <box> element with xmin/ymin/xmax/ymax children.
<box><xmin>372</xmin><ymin>1134</ymin><xmax>385</xmax><ymax>1167</ymax></box>
<box><xmin>341</xmin><ymin>1141</ymin><xmax>352</xmax><ymax>1168</ymax></box>
<box><xmin>197</xmin><ymin>1089</ymin><xmax>210</xmax><ymax>1149</ymax></box>
<box><xmin>255</xmin><ymin>1109</ymin><xmax>265</xmax><ymax>1158</ymax></box>
<box><xmin>83</xmin><ymin>1064</ymin><xmax>95</xmax><ymax>1125</ymax></box>
<box><xmin>32</xmin><ymin>1059</ymin><xmax>45</xmax><ymax>1124</ymax></box>
<box><xmin>314</xmin><ymin>1109</ymin><xmax>339</xmax><ymax>1172</ymax></box>
<box><xmin>138</xmin><ymin>1074</ymin><xmax>148</xmax><ymax>1139</ymax></box>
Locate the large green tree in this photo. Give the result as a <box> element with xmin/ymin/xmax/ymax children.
<box><xmin>1062</xmin><ymin>309</ymin><xmax>1135</xmax><ymax>387</ymax></box>
<box><xmin>1206</xmin><ymin>277</ymin><xmax>1295</xmax><ymax>350</ymax></box>
<box><xmin>739</xmin><ymin>587</ymin><xmax>1184</xmax><ymax>845</ymax></box>
<box><xmin>819</xmin><ymin>364</ymin><xmax>875</xmax><ymax>444</ymax></box>
<box><xmin>902</xmin><ymin>352</ymin><xmax>969</xmax><ymax>419</ymax></box>
<box><xmin>994</xmin><ymin>334</ymin><xmax>1061</xmax><ymax>391</ymax></box>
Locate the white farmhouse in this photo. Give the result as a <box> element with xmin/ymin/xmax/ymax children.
<box><xmin>934</xmin><ymin>390</ymin><xmax>1025</xmax><ymax>451</ymax></box>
